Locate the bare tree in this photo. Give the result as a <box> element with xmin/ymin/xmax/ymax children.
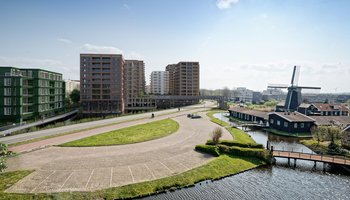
<box><xmin>221</xmin><ymin>86</ymin><xmax>231</xmax><ymax>98</ymax></box>
<box><xmin>211</xmin><ymin>127</ymin><xmax>223</xmax><ymax>145</ymax></box>
<box><xmin>311</xmin><ymin>126</ymin><xmax>324</xmax><ymax>146</ymax></box>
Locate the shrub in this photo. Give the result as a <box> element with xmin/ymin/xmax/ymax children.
<box><xmin>0</xmin><ymin>143</ymin><xmax>9</xmax><ymax>172</ymax></box>
<box><xmin>211</xmin><ymin>127</ymin><xmax>223</xmax><ymax>144</ymax></box>
<box><xmin>195</xmin><ymin>145</ymin><xmax>220</xmax><ymax>157</ymax></box>
<box><xmin>206</xmin><ymin>140</ymin><xmax>264</xmax><ymax>149</ymax></box>
<box><xmin>217</xmin><ymin>145</ymin><xmax>272</xmax><ymax>163</ymax></box>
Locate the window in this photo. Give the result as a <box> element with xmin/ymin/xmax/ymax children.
<box><xmin>294</xmin><ymin>123</ymin><xmax>298</xmax><ymax>128</ymax></box>
<box><xmin>4</xmin><ymin>78</ymin><xmax>11</xmax><ymax>86</ymax></box>
<box><xmin>300</xmin><ymin>123</ymin><xmax>304</xmax><ymax>128</ymax></box>
<box><xmin>4</xmin><ymin>98</ymin><xmax>11</xmax><ymax>105</ymax></box>
<box><xmin>270</xmin><ymin>119</ymin><xmax>274</xmax><ymax>124</ymax></box>
<box><xmin>4</xmin><ymin>88</ymin><xmax>11</xmax><ymax>96</ymax></box>
<box><xmin>284</xmin><ymin>122</ymin><xmax>288</xmax><ymax>127</ymax></box>
<box><xmin>4</xmin><ymin>107</ymin><xmax>11</xmax><ymax>115</ymax></box>
<box><xmin>277</xmin><ymin>120</ymin><xmax>281</xmax><ymax>126</ymax></box>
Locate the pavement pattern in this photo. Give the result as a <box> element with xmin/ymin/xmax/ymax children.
<box><xmin>5</xmin><ymin>113</ymin><xmax>232</xmax><ymax>193</ymax></box>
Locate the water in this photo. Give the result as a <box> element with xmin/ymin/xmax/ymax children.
<box><xmin>142</xmin><ymin>112</ymin><xmax>350</xmax><ymax>200</ymax></box>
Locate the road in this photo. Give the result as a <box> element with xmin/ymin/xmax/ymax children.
<box><xmin>5</xmin><ymin>112</ymin><xmax>232</xmax><ymax>193</ymax></box>
<box><xmin>0</xmin><ymin>102</ymin><xmax>213</xmax><ymax>145</ymax></box>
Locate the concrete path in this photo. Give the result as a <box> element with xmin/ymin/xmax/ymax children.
<box><xmin>5</xmin><ymin>113</ymin><xmax>232</xmax><ymax>193</ymax></box>
<box><xmin>0</xmin><ymin>103</ymin><xmax>210</xmax><ymax>145</ymax></box>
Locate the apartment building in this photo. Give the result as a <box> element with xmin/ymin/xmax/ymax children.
<box><xmin>80</xmin><ymin>54</ymin><xmax>125</xmax><ymax>114</ymax></box>
<box><xmin>232</xmin><ymin>87</ymin><xmax>254</xmax><ymax>103</ymax></box>
<box><xmin>150</xmin><ymin>71</ymin><xmax>169</xmax><ymax>95</ymax></box>
<box><xmin>171</xmin><ymin>62</ymin><xmax>200</xmax><ymax>96</ymax></box>
<box><xmin>0</xmin><ymin>67</ymin><xmax>65</xmax><ymax>125</ymax></box>
<box><xmin>165</xmin><ymin>64</ymin><xmax>176</xmax><ymax>95</ymax></box>
<box><xmin>65</xmin><ymin>79</ymin><xmax>80</xmax><ymax>96</ymax></box>
<box><xmin>124</xmin><ymin>60</ymin><xmax>145</xmax><ymax>99</ymax></box>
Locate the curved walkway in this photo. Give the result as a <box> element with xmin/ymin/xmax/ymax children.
<box><xmin>5</xmin><ymin>113</ymin><xmax>232</xmax><ymax>193</ymax></box>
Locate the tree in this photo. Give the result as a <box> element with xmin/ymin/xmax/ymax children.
<box><xmin>69</xmin><ymin>89</ymin><xmax>80</xmax><ymax>105</ymax></box>
<box><xmin>311</xmin><ymin>126</ymin><xmax>324</xmax><ymax>145</ymax></box>
<box><xmin>221</xmin><ymin>86</ymin><xmax>231</xmax><ymax>98</ymax></box>
<box><xmin>211</xmin><ymin>127</ymin><xmax>223</xmax><ymax>145</ymax></box>
<box><xmin>0</xmin><ymin>143</ymin><xmax>9</xmax><ymax>172</ymax></box>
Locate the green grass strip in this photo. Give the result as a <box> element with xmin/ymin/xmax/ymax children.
<box><xmin>60</xmin><ymin>119</ymin><xmax>179</xmax><ymax>147</ymax></box>
<box><xmin>206</xmin><ymin>111</ymin><xmax>256</xmax><ymax>144</ymax></box>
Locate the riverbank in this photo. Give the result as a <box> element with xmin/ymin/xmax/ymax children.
<box><xmin>300</xmin><ymin>139</ymin><xmax>350</xmax><ymax>158</ymax></box>
<box><xmin>264</xmin><ymin>128</ymin><xmax>312</xmax><ymax>138</ymax></box>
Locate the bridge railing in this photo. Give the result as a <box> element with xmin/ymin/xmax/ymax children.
<box><xmin>272</xmin><ymin>149</ymin><xmax>350</xmax><ymax>165</ymax></box>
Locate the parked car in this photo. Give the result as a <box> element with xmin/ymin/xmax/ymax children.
<box><xmin>191</xmin><ymin>114</ymin><xmax>201</xmax><ymax>119</ymax></box>
<box><xmin>187</xmin><ymin>114</ymin><xmax>193</xmax><ymax>118</ymax></box>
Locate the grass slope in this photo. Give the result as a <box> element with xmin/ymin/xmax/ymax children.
<box><xmin>206</xmin><ymin>111</ymin><xmax>256</xmax><ymax>144</ymax></box>
<box><xmin>0</xmin><ymin>155</ymin><xmax>263</xmax><ymax>200</ymax></box>
<box><xmin>60</xmin><ymin>119</ymin><xmax>179</xmax><ymax>147</ymax></box>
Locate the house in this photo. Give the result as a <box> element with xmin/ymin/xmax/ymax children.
<box><xmin>228</xmin><ymin>106</ymin><xmax>269</xmax><ymax>124</ymax></box>
<box><xmin>306</xmin><ymin>103</ymin><xmax>349</xmax><ymax>116</ymax></box>
<box><xmin>268</xmin><ymin>112</ymin><xmax>315</xmax><ymax>133</ymax></box>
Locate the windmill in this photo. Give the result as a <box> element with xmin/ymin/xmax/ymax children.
<box><xmin>268</xmin><ymin>66</ymin><xmax>321</xmax><ymax>111</ymax></box>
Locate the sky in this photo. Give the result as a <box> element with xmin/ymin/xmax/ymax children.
<box><xmin>0</xmin><ymin>0</ymin><xmax>349</xmax><ymax>93</ymax></box>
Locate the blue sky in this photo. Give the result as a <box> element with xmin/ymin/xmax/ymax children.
<box><xmin>0</xmin><ymin>0</ymin><xmax>349</xmax><ymax>92</ymax></box>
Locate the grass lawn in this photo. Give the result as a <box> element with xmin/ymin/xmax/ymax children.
<box><xmin>0</xmin><ymin>155</ymin><xmax>264</xmax><ymax>200</ymax></box>
<box><xmin>206</xmin><ymin>111</ymin><xmax>256</xmax><ymax>144</ymax></box>
<box><xmin>60</xmin><ymin>119</ymin><xmax>179</xmax><ymax>147</ymax></box>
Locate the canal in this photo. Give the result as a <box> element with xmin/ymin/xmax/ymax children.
<box><xmin>142</xmin><ymin>112</ymin><xmax>350</xmax><ymax>200</ymax></box>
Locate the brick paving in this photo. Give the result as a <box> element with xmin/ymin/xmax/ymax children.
<box><xmin>5</xmin><ymin>113</ymin><xmax>232</xmax><ymax>193</ymax></box>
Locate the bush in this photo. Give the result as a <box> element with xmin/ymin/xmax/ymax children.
<box><xmin>195</xmin><ymin>145</ymin><xmax>220</xmax><ymax>157</ymax></box>
<box><xmin>206</xmin><ymin>140</ymin><xmax>264</xmax><ymax>149</ymax></box>
<box><xmin>211</xmin><ymin>127</ymin><xmax>223</xmax><ymax>144</ymax></box>
<box><xmin>217</xmin><ymin>145</ymin><xmax>272</xmax><ymax>163</ymax></box>
<box><xmin>0</xmin><ymin>143</ymin><xmax>9</xmax><ymax>172</ymax></box>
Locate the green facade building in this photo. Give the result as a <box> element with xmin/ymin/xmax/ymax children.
<box><xmin>0</xmin><ymin>67</ymin><xmax>65</xmax><ymax>125</ymax></box>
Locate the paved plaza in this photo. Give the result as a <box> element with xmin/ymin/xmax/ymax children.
<box><xmin>5</xmin><ymin>113</ymin><xmax>232</xmax><ymax>193</ymax></box>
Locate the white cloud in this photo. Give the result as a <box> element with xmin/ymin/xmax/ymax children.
<box><xmin>57</xmin><ymin>38</ymin><xmax>72</xmax><ymax>44</ymax></box>
<box><xmin>216</xmin><ymin>0</ymin><xmax>239</xmax><ymax>9</ymax></box>
<box><xmin>81</xmin><ymin>43</ymin><xmax>123</xmax><ymax>54</ymax></box>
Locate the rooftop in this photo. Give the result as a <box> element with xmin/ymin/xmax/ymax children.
<box><xmin>312</xmin><ymin>103</ymin><xmax>350</xmax><ymax>112</ymax></box>
<box><xmin>229</xmin><ymin>106</ymin><xmax>269</xmax><ymax>120</ymax></box>
<box><xmin>311</xmin><ymin>116</ymin><xmax>350</xmax><ymax>127</ymax></box>
<box><xmin>269</xmin><ymin>112</ymin><xmax>315</xmax><ymax>122</ymax></box>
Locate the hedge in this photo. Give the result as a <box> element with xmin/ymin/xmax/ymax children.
<box><xmin>195</xmin><ymin>145</ymin><xmax>220</xmax><ymax>157</ymax></box>
<box><xmin>206</xmin><ymin>140</ymin><xmax>264</xmax><ymax>149</ymax></box>
<box><xmin>217</xmin><ymin>145</ymin><xmax>272</xmax><ymax>164</ymax></box>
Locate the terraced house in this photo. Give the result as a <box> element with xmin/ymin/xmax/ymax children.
<box><xmin>0</xmin><ymin>67</ymin><xmax>65</xmax><ymax>125</ymax></box>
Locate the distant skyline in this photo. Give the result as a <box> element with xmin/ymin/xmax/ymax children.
<box><xmin>0</xmin><ymin>0</ymin><xmax>349</xmax><ymax>93</ymax></box>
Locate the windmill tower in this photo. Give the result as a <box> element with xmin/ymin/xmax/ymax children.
<box><xmin>268</xmin><ymin>66</ymin><xmax>321</xmax><ymax>111</ymax></box>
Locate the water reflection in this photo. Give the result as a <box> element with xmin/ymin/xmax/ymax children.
<box><xmin>140</xmin><ymin>112</ymin><xmax>350</xmax><ymax>200</ymax></box>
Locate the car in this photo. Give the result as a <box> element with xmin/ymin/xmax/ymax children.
<box><xmin>191</xmin><ymin>114</ymin><xmax>201</xmax><ymax>119</ymax></box>
<box><xmin>187</xmin><ymin>113</ymin><xmax>193</xmax><ymax>118</ymax></box>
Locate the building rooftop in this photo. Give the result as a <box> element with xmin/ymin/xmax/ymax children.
<box><xmin>312</xmin><ymin>103</ymin><xmax>350</xmax><ymax>112</ymax></box>
<box><xmin>229</xmin><ymin>106</ymin><xmax>269</xmax><ymax>120</ymax></box>
<box><xmin>311</xmin><ymin>116</ymin><xmax>350</xmax><ymax>127</ymax></box>
<box><xmin>269</xmin><ymin>112</ymin><xmax>315</xmax><ymax>122</ymax></box>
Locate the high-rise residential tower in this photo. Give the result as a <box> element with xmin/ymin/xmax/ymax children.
<box><xmin>124</xmin><ymin>60</ymin><xmax>145</xmax><ymax>99</ymax></box>
<box><xmin>167</xmin><ymin>62</ymin><xmax>200</xmax><ymax>96</ymax></box>
<box><xmin>80</xmin><ymin>54</ymin><xmax>125</xmax><ymax>114</ymax></box>
<box><xmin>150</xmin><ymin>71</ymin><xmax>169</xmax><ymax>95</ymax></box>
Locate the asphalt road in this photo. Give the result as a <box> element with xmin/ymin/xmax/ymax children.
<box><xmin>0</xmin><ymin>102</ymin><xmax>215</xmax><ymax>145</ymax></box>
